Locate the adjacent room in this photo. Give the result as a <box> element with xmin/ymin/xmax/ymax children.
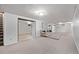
<box><xmin>18</xmin><ymin>18</ymin><xmax>35</xmax><ymax>42</ymax></box>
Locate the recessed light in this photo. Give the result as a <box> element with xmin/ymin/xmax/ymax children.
<box><xmin>58</xmin><ymin>22</ymin><xmax>63</xmax><ymax>24</ymax></box>
<box><xmin>39</xmin><ymin>13</ymin><xmax>44</xmax><ymax>16</ymax></box>
<box><xmin>34</xmin><ymin>10</ymin><xmax>47</xmax><ymax>16</ymax></box>
<box><xmin>66</xmin><ymin>22</ymin><xmax>72</xmax><ymax>24</ymax></box>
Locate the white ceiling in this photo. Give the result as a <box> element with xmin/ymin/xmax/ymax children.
<box><xmin>0</xmin><ymin>4</ymin><xmax>76</xmax><ymax>24</ymax></box>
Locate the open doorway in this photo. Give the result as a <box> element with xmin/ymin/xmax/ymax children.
<box><xmin>18</xmin><ymin>18</ymin><xmax>36</xmax><ymax>42</ymax></box>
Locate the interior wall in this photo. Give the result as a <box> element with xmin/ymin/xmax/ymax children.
<box><xmin>55</xmin><ymin>23</ymin><xmax>72</xmax><ymax>32</ymax></box>
<box><xmin>55</xmin><ymin>24</ymin><xmax>64</xmax><ymax>32</ymax></box>
<box><xmin>3</xmin><ymin>12</ymin><xmax>42</xmax><ymax>45</ymax></box>
<box><xmin>3</xmin><ymin>12</ymin><xmax>18</xmax><ymax>45</ymax></box>
<box><xmin>52</xmin><ymin>25</ymin><xmax>56</xmax><ymax>32</ymax></box>
<box><xmin>65</xmin><ymin>23</ymin><xmax>72</xmax><ymax>32</ymax></box>
<box><xmin>36</xmin><ymin>20</ymin><xmax>42</xmax><ymax>37</ymax></box>
<box><xmin>31</xmin><ymin>22</ymin><xmax>36</xmax><ymax>39</ymax></box>
<box><xmin>42</xmin><ymin>22</ymin><xmax>48</xmax><ymax>31</ymax></box>
<box><xmin>73</xmin><ymin>5</ymin><xmax>79</xmax><ymax>51</ymax></box>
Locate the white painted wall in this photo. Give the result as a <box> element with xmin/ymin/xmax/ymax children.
<box><xmin>55</xmin><ymin>23</ymin><xmax>72</xmax><ymax>32</ymax></box>
<box><xmin>55</xmin><ymin>24</ymin><xmax>64</xmax><ymax>32</ymax></box>
<box><xmin>73</xmin><ymin>5</ymin><xmax>79</xmax><ymax>51</ymax></box>
<box><xmin>3</xmin><ymin>12</ymin><xmax>42</xmax><ymax>45</ymax></box>
<box><xmin>42</xmin><ymin>22</ymin><xmax>48</xmax><ymax>31</ymax></box>
<box><xmin>3</xmin><ymin>12</ymin><xmax>18</xmax><ymax>45</ymax></box>
<box><xmin>36</xmin><ymin>20</ymin><xmax>42</xmax><ymax>37</ymax></box>
<box><xmin>52</xmin><ymin>25</ymin><xmax>56</xmax><ymax>32</ymax></box>
<box><xmin>65</xmin><ymin>23</ymin><xmax>72</xmax><ymax>32</ymax></box>
<box><xmin>32</xmin><ymin>22</ymin><xmax>36</xmax><ymax>39</ymax></box>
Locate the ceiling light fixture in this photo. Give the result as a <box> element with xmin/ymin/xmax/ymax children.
<box><xmin>66</xmin><ymin>22</ymin><xmax>72</xmax><ymax>23</ymax></box>
<box><xmin>58</xmin><ymin>22</ymin><xmax>63</xmax><ymax>24</ymax></box>
<box><xmin>34</xmin><ymin>10</ymin><xmax>47</xmax><ymax>16</ymax></box>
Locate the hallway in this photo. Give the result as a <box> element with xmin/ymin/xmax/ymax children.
<box><xmin>0</xmin><ymin>32</ymin><xmax>78</xmax><ymax>54</ymax></box>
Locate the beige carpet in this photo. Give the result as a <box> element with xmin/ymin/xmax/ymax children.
<box><xmin>19</xmin><ymin>33</ymin><xmax>32</xmax><ymax>42</ymax></box>
<box><xmin>0</xmin><ymin>32</ymin><xmax>78</xmax><ymax>54</ymax></box>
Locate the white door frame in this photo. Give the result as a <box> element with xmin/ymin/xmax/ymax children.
<box><xmin>17</xmin><ymin>18</ymin><xmax>36</xmax><ymax>42</ymax></box>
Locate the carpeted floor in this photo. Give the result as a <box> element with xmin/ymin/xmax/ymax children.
<box><xmin>0</xmin><ymin>32</ymin><xmax>78</xmax><ymax>54</ymax></box>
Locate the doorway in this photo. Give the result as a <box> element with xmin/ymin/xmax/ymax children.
<box><xmin>18</xmin><ymin>18</ymin><xmax>36</xmax><ymax>42</ymax></box>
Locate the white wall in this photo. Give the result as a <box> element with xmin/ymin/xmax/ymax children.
<box><xmin>55</xmin><ymin>23</ymin><xmax>72</xmax><ymax>32</ymax></box>
<box><xmin>36</xmin><ymin>20</ymin><xmax>42</xmax><ymax>37</ymax></box>
<box><xmin>55</xmin><ymin>24</ymin><xmax>65</xmax><ymax>32</ymax></box>
<box><xmin>52</xmin><ymin>25</ymin><xmax>56</xmax><ymax>32</ymax></box>
<box><xmin>65</xmin><ymin>23</ymin><xmax>72</xmax><ymax>32</ymax></box>
<box><xmin>73</xmin><ymin>5</ymin><xmax>79</xmax><ymax>51</ymax></box>
<box><xmin>3</xmin><ymin>12</ymin><xmax>18</xmax><ymax>45</ymax></box>
<box><xmin>3</xmin><ymin>12</ymin><xmax>42</xmax><ymax>45</ymax></box>
<box><xmin>31</xmin><ymin>22</ymin><xmax>36</xmax><ymax>39</ymax></box>
<box><xmin>42</xmin><ymin>22</ymin><xmax>48</xmax><ymax>31</ymax></box>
